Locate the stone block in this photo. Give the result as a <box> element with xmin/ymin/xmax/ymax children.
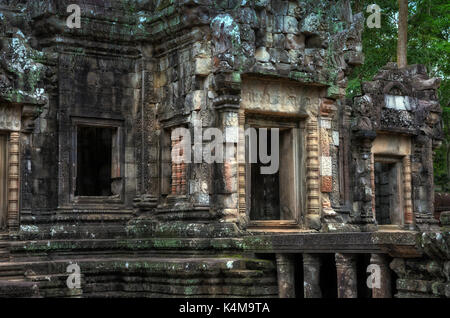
<box><xmin>285</xmin><ymin>34</ymin><xmax>305</xmax><ymax>50</ymax></box>
<box><xmin>321</xmin><ymin>156</ymin><xmax>332</xmax><ymax>176</ymax></box>
<box><xmin>273</xmin><ymin>33</ymin><xmax>285</xmax><ymax>48</ymax></box>
<box><xmin>87</xmin><ymin>72</ymin><xmax>100</xmax><ymax>86</ymax></box>
<box><xmin>194</xmin><ymin>57</ymin><xmax>211</xmax><ymax>76</ymax></box>
<box><xmin>284</xmin><ymin>16</ymin><xmax>299</xmax><ymax>34</ymax></box>
<box><xmin>273</xmin><ymin>15</ymin><xmax>284</xmax><ymax>33</ymax></box>
<box><xmin>301</xmin><ymin>13</ymin><xmax>320</xmax><ymax>35</ymax></box>
<box><xmin>332</xmin><ymin>131</ymin><xmax>339</xmax><ymax>146</ymax></box>
<box><xmin>269</xmin><ymin>48</ymin><xmax>290</xmax><ymax>64</ymax></box>
<box><xmin>255</xmin><ymin>47</ymin><xmax>270</xmax><ymax>62</ymax></box>
<box><xmin>321</xmin><ymin>176</ymin><xmax>332</xmax><ymax>193</ymax></box>
<box><xmin>185</xmin><ymin>90</ymin><xmax>205</xmax><ymax>111</ymax></box>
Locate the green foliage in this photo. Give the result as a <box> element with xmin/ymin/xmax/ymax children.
<box><xmin>348</xmin><ymin>0</ymin><xmax>450</xmax><ymax>191</ymax></box>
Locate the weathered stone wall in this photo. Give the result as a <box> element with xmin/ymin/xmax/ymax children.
<box><xmin>351</xmin><ymin>63</ymin><xmax>443</xmax><ymax>231</ymax></box>
<box><xmin>389</xmin><ymin>212</ymin><xmax>450</xmax><ymax>298</ymax></box>
<box><xmin>0</xmin><ymin>0</ymin><xmax>447</xmax><ymax>298</ymax></box>
<box><xmin>135</xmin><ymin>0</ymin><xmax>366</xmax><ymax>234</ymax></box>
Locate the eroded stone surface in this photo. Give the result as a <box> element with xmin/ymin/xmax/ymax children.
<box><xmin>0</xmin><ymin>0</ymin><xmax>446</xmax><ymax>299</ymax></box>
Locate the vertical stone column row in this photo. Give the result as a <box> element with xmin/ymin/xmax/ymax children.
<box><xmin>320</xmin><ymin>99</ymin><xmax>338</xmax><ymax>221</ymax></box>
<box><xmin>339</xmin><ymin>103</ymin><xmax>352</xmax><ymax>206</ymax></box>
<box><xmin>352</xmin><ymin>132</ymin><xmax>377</xmax><ymax>229</ymax></box>
<box><xmin>213</xmin><ymin>95</ymin><xmax>241</xmax><ymax>224</ymax></box>
<box><xmin>303</xmin><ymin>254</ymin><xmax>322</xmax><ymax>298</ymax></box>
<box><xmin>320</xmin><ymin>101</ymin><xmax>333</xmax><ymax>205</ymax></box>
<box><xmin>370</xmin><ymin>153</ymin><xmax>376</xmax><ymax>219</ymax></box>
<box><xmin>335</xmin><ymin>253</ymin><xmax>358</xmax><ymax>298</ymax></box>
<box><xmin>220</xmin><ymin>109</ymin><xmax>239</xmax><ymax>223</ymax></box>
<box><xmin>171</xmin><ymin>134</ymin><xmax>187</xmax><ymax>195</ymax></box>
<box><xmin>8</xmin><ymin>132</ymin><xmax>20</xmax><ymax>231</ymax></box>
<box><xmin>370</xmin><ymin>254</ymin><xmax>392</xmax><ymax>298</ymax></box>
<box><xmin>237</xmin><ymin>109</ymin><xmax>246</xmax><ymax>223</ymax></box>
<box><xmin>306</xmin><ymin>119</ymin><xmax>321</xmax><ymax>230</ymax></box>
<box><xmin>402</xmin><ymin>155</ymin><xmax>414</xmax><ymax>228</ymax></box>
<box><xmin>422</xmin><ymin>138</ymin><xmax>438</xmax><ymax>227</ymax></box>
<box><xmin>276</xmin><ymin>254</ymin><xmax>296</xmax><ymax>298</ymax></box>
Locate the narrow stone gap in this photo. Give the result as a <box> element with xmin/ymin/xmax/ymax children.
<box><xmin>319</xmin><ymin>254</ymin><xmax>337</xmax><ymax>299</ymax></box>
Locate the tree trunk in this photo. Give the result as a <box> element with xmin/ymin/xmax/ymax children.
<box><xmin>397</xmin><ymin>0</ymin><xmax>408</xmax><ymax>68</ymax></box>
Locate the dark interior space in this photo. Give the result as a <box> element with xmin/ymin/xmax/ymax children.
<box><xmin>390</xmin><ymin>258</ymin><xmax>399</xmax><ymax>297</ymax></box>
<box><xmin>76</xmin><ymin>126</ymin><xmax>114</xmax><ymax>197</ymax></box>
<box><xmin>250</xmin><ymin>129</ymin><xmax>280</xmax><ymax>220</ymax></box>
<box><xmin>294</xmin><ymin>254</ymin><xmax>304</xmax><ymax>298</ymax></box>
<box><xmin>356</xmin><ymin>254</ymin><xmax>372</xmax><ymax>298</ymax></box>
<box><xmin>319</xmin><ymin>254</ymin><xmax>338</xmax><ymax>298</ymax></box>
<box><xmin>375</xmin><ymin>162</ymin><xmax>396</xmax><ymax>225</ymax></box>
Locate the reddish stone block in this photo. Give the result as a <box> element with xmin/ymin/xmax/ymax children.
<box><xmin>321</xmin><ymin>176</ymin><xmax>332</xmax><ymax>193</ymax></box>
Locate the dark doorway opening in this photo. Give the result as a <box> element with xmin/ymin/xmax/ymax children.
<box><xmin>250</xmin><ymin>129</ymin><xmax>280</xmax><ymax>220</ymax></box>
<box><xmin>248</xmin><ymin>127</ymin><xmax>297</xmax><ymax>221</ymax></box>
<box><xmin>76</xmin><ymin>126</ymin><xmax>114</xmax><ymax>196</ymax></box>
<box><xmin>374</xmin><ymin>161</ymin><xmax>402</xmax><ymax>225</ymax></box>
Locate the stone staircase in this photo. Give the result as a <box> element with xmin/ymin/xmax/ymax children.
<box><xmin>0</xmin><ymin>260</ymin><xmax>39</xmax><ymax>297</ymax></box>
<box><xmin>22</xmin><ymin>256</ymin><xmax>277</xmax><ymax>297</ymax></box>
<box><xmin>0</xmin><ymin>233</ymin><xmax>9</xmax><ymax>262</ymax></box>
<box><xmin>0</xmin><ymin>236</ymin><xmax>279</xmax><ymax>297</ymax></box>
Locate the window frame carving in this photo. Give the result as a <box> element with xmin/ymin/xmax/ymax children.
<box><xmin>242</xmin><ymin>112</ymin><xmax>306</xmax><ymax>231</ymax></box>
<box><xmin>70</xmin><ymin>117</ymin><xmax>124</xmax><ymax>205</ymax></box>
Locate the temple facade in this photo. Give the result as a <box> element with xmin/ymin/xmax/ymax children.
<box><xmin>0</xmin><ymin>0</ymin><xmax>448</xmax><ymax>298</ymax></box>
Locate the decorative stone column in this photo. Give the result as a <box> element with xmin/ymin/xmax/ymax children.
<box><xmin>306</xmin><ymin>119</ymin><xmax>321</xmax><ymax>230</ymax></box>
<box><xmin>352</xmin><ymin>131</ymin><xmax>377</xmax><ymax>230</ymax></box>
<box><xmin>370</xmin><ymin>254</ymin><xmax>392</xmax><ymax>298</ymax></box>
<box><xmin>213</xmin><ymin>94</ymin><xmax>241</xmax><ymax>224</ymax></box>
<box><xmin>319</xmin><ymin>99</ymin><xmax>337</xmax><ymax>195</ymax></box>
<box><xmin>402</xmin><ymin>155</ymin><xmax>414</xmax><ymax>229</ymax></box>
<box><xmin>320</xmin><ymin>99</ymin><xmax>337</xmax><ymax>221</ymax></box>
<box><xmin>335</xmin><ymin>253</ymin><xmax>358</xmax><ymax>298</ymax></box>
<box><xmin>276</xmin><ymin>254</ymin><xmax>296</xmax><ymax>298</ymax></box>
<box><xmin>8</xmin><ymin>132</ymin><xmax>20</xmax><ymax>232</ymax></box>
<box><xmin>303</xmin><ymin>254</ymin><xmax>322</xmax><ymax>298</ymax></box>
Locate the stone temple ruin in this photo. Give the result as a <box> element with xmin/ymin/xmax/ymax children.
<box><xmin>0</xmin><ymin>0</ymin><xmax>448</xmax><ymax>298</ymax></box>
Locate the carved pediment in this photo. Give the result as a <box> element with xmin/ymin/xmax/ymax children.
<box><xmin>353</xmin><ymin>64</ymin><xmax>442</xmax><ymax>139</ymax></box>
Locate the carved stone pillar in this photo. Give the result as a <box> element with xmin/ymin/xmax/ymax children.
<box><xmin>402</xmin><ymin>155</ymin><xmax>414</xmax><ymax>229</ymax></box>
<box><xmin>370</xmin><ymin>254</ymin><xmax>392</xmax><ymax>298</ymax></box>
<box><xmin>306</xmin><ymin>119</ymin><xmax>321</xmax><ymax>230</ymax></box>
<box><xmin>303</xmin><ymin>254</ymin><xmax>322</xmax><ymax>298</ymax></box>
<box><xmin>276</xmin><ymin>254</ymin><xmax>295</xmax><ymax>298</ymax></box>
<box><xmin>320</xmin><ymin>99</ymin><xmax>337</xmax><ymax>195</ymax></box>
<box><xmin>237</xmin><ymin>109</ymin><xmax>246</xmax><ymax>225</ymax></box>
<box><xmin>352</xmin><ymin>131</ymin><xmax>376</xmax><ymax>229</ymax></box>
<box><xmin>335</xmin><ymin>253</ymin><xmax>357</xmax><ymax>298</ymax></box>
<box><xmin>8</xmin><ymin>132</ymin><xmax>20</xmax><ymax>232</ymax></box>
<box><xmin>213</xmin><ymin>95</ymin><xmax>241</xmax><ymax>224</ymax></box>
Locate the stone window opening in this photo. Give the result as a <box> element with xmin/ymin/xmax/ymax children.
<box><xmin>245</xmin><ymin>116</ymin><xmax>303</xmax><ymax>229</ymax></box>
<box><xmin>0</xmin><ymin>134</ymin><xmax>8</xmax><ymax>230</ymax></box>
<box><xmin>72</xmin><ymin>119</ymin><xmax>123</xmax><ymax>202</ymax></box>
<box><xmin>373</xmin><ymin>157</ymin><xmax>404</xmax><ymax>226</ymax></box>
